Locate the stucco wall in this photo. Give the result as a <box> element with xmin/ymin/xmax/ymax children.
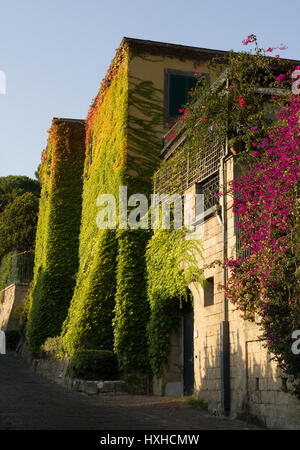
<box><xmin>129</xmin><ymin>53</ymin><xmax>217</xmax><ymax>131</ymax></box>
<box><xmin>0</xmin><ymin>283</ymin><xmax>29</xmax><ymax>331</ymax></box>
<box><xmin>127</xmin><ymin>54</ymin><xmax>218</xmax><ymax>187</ymax></box>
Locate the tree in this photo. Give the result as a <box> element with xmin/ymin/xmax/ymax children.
<box><xmin>0</xmin><ymin>192</ymin><xmax>39</xmax><ymax>259</ymax></box>
<box><xmin>0</xmin><ymin>175</ymin><xmax>40</xmax><ymax>213</ymax></box>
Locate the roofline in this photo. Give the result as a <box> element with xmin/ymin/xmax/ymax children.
<box><xmin>122</xmin><ymin>37</ymin><xmax>228</xmax><ymax>55</ymax></box>
<box><xmin>121</xmin><ymin>37</ymin><xmax>228</xmax><ymax>60</ymax></box>
<box><xmin>52</xmin><ymin>117</ymin><xmax>85</xmax><ymax>123</ymax></box>
<box><xmin>122</xmin><ymin>37</ymin><xmax>300</xmax><ymax>64</ymax></box>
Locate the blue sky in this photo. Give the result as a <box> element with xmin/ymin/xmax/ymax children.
<box><xmin>0</xmin><ymin>0</ymin><xmax>298</xmax><ymax>179</ymax></box>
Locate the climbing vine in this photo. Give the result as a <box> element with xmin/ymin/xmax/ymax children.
<box><xmin>113</xmin><ymin>229</ymin><xmax>150</xmax><ymax>381</ymax></box>
<box><xmin>168</xmin><ymin>35</ymin><xmax>294</xmax><ymax>166</ymax></box>
<box><xmin>146</xmin><ymin>228</ymin><xmax>204</xmax><ymax>376</ymax></box>
<box><xmin>61</xmin><ymin>229</ymin><xmax>118</xmax><ymax>356</ymax></box>
<box><xmin>26</xmin><ymin>118</ymin><xmax>85</xmax><ymax>357</ymax></box>
<box><xmin>61</xmin><ymin>43</ymin><xmax>166</xmax><ymax>383</ymax></box>
<box><xmin>60</xmin><ymin>49</ymin><xmax>129</xmax><ymax>358</ymax></box>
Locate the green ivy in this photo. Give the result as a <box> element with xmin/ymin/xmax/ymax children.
<box><xmin>60</xmin><ymin>54</ymin><xmax>129</xmax><ymax>359</ymax></box>
<box><xmin>61</xmin><ymin>229</ymin><xmax>118</xmax><ymax>356</ymax></box>
<box><xmin>61</xmin><ymin>48</ymin><xmax>164</xmax><ymax>382</ymax></box>
<box><xmin>113</xmin><ymin>229</ymin><xmax>150</xmax><ymax>380</ymax></box>
<box><xmin>146</xmin><ymin>228</ymin><xmax>204</xmax><ymax>376</ymax></box>
<box><xmin>26</xmin><ymin>119</ymin><xmax>85</xmax><ymax>357</ymax></box>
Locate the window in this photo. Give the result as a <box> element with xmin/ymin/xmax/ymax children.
<box><xmin>164</xmin><ymin>69</ymin><xmax>209</xmax><ymax>123</ymax></box>
<box><xmin>196</xmin><ymin>173</ymin><xmax>219</xmax><ymax>212</ymax></box>
<box><xmin>204</xmin><ymin>277</ymin><xmax>214</xmax><ymax>307</ymax></box>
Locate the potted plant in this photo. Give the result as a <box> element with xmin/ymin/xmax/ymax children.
<box><xmin>228</xmin><ymin>137</ymin><xmax>244</xmax><ymax>155</ymax></box>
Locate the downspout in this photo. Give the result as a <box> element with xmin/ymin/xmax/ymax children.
<box><xmin>220</xmin><ymin>78</ymin><xmax>230</xmax><ymax>415</ymax></box>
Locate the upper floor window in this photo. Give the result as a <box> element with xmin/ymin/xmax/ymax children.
<box><xmin>196</xmin><ymin>172</ymin><xmax>219</xmax><ymax>212</ymax></box>
<box><xmin>164</xmin><ymin>69</ymin><xmax>208</xmax><ymax>124</ymax></box>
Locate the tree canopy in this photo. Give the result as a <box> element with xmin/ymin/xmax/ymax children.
<box><xmin>0</xmin><ymin>175</ymin><xmax>40</xmax><ymax>213</ymax></box>
<box><xmin>0</xmin><ymin>192</ymin><xmax>39</xmax><ymax>259</ymax></box>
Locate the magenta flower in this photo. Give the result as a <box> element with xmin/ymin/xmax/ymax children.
<box><xmin>236</xmin><ymin>97</ymin><xmax>246</xmax><ymax>107</ymax></box>
<box><xmin>242</xmin><ymin>34</ymin><xmax>255</xmax><ymax>45</ymax></box>
<box><xmin>277</xmin><ymin>73</ymin><xmax>286</xmax><ymax>83</ymax></box>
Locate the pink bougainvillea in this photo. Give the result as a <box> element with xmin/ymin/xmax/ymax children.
<box><xmin>225</xmin><ymin>95</ymin><xmax>300</xmax><ymax>396</ymax></box>
<box><xmin>242</xmin><ymin>34</ymin><xmax>255</xmax><ymax>45</ymax></box>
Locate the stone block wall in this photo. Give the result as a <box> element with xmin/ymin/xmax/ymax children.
<box><xmin>188</xmin><ymin>155</ymin><xmax>300</xmax><ymax>429</ymax></box>
<box><xmin>153</xmin><ymin>321</ymin><xmax>184</xmax><ymax>396</ymax></box>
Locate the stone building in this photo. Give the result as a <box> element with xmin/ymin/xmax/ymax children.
<box><xmin>24</xmin><ymin>38</ymin><xmax>300</xmax><ymax>429</ymax></box>
<box><xmin>59</xmin><ymin>38</ymin><xmax>229</xmax><ymax>361</ymax></box>
<box><xmin>153</xmin><ymin>74</ymin><xmax>300</xmax><ymax>429</ymax></box>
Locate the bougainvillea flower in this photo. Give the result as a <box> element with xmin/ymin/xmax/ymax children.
<box><xmin>242</xmin><ymin>35</ymin><xmax>255</xmax><ymax>45</ymax></box>
<box><xmin>277</xmin><ymin>74</ymin><xmax>286</xmax><ymax>82</ymax></box>
<box><xmin>237</xmin><ymin>97</ymin><xmax>246</xmax><ymax>107</ymax></box>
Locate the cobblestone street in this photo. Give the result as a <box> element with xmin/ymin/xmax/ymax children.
<box><xmin>0</xmin><ymin>354</ymin><xmax>262</xmax><ymax>431</ymax></box>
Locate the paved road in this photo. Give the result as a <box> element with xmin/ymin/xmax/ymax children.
<box><xmin>0</xmin><ymin>354</ymin><xmax>260</xmax><ymax>430</ymax></box>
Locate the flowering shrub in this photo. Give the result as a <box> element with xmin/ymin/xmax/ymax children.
<box><xmin>226</xmin><ymin>96</ymin><xmax>300</xmax><ymax>397</ymax></box>
<box><xmin>175</xmin><ymin>35</ymin><xmax>296</xmax><ymax>165</ymax></box>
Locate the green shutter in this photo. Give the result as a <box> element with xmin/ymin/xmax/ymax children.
<box><xmin>169</xmin><ymin>75</ymin><xmax>197</xmax><ymax>118</ymax></box>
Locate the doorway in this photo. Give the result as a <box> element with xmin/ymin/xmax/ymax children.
<box><xmin>183</xmin><ymin>301</ymin><xmax>194</xmax><ymax>395</ymax></box>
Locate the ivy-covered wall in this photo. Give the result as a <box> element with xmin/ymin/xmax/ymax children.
<box><xmin>61</xmin><ymin>47</ymin><xmax>129</xmax><ymax>358</ymax></box>
<box><xmin>25</xmin><ymin>39</ymin><xmax>211</xmax><ymax>381</ymax></box>
<box><xmin>59</xmin><ymin>40</ymin><xmax>211</xmax><ymax>381</ymax></box>
<box><xmin>26</xmin><ymin>118</ymin><xmax>85</xmax><ymax>356</ymax></box>
<box><xmin>113</xmin><ymin>229</ymin><xmax>151</xmax><ymax>380</ymax></box>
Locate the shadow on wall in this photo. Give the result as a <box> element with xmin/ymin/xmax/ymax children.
<box><xmin>195</xmin><ymin>326</ymin><xmax>300</xmax><ymax>429</ymax></box>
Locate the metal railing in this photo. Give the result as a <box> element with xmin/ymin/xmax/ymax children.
<box><xmin>154</xmin><ymin>141</ymin><xmax>223</xmax><ymax>197</ymax></box>
<box><xmin>0</xmin><ymin>250</ymin><xmax>34</xmax><ymax>290</ymax></box>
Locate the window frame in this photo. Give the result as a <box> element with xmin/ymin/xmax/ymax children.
<box><xmin>195</xmin><ymin>172</ymin><xmax>220</xmax><ymax>212</ymax></box>
<box><xmin>164</xmin><ymin>68</ymin><xmax>209</xmax><ymax>125</ymax></box>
